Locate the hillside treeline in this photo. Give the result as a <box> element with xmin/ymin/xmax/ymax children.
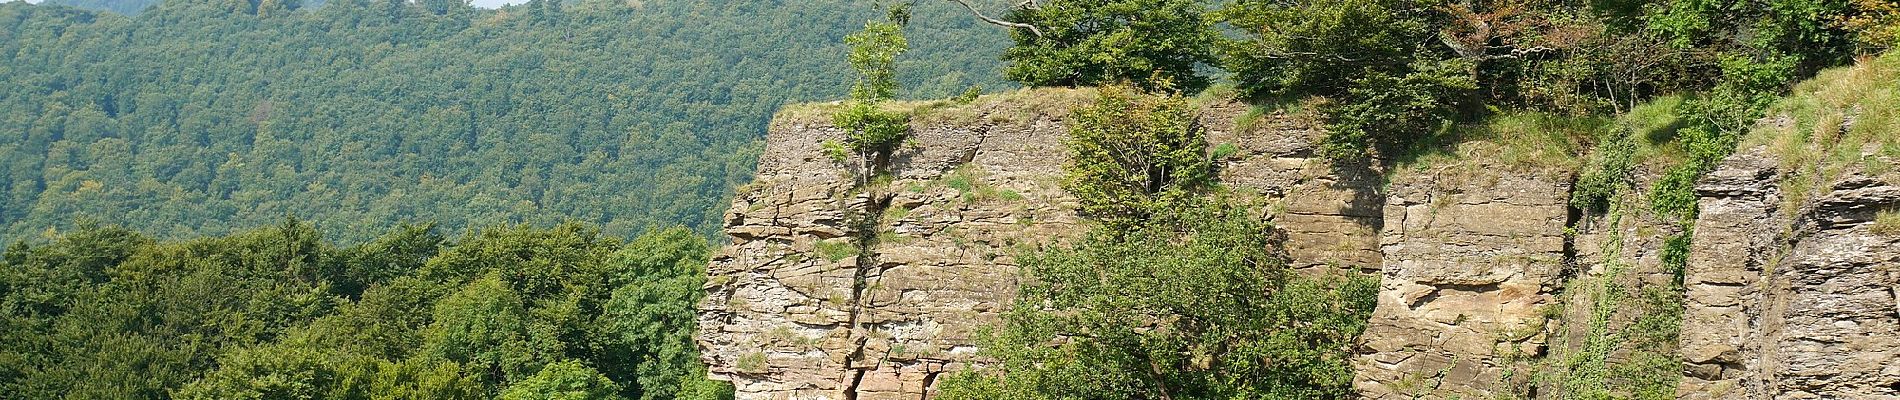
<box><xmin>0</xmin><ymin>221</ymin><xmax>729</xmax><ymax>399</ymax></box>
<box><xmin>0</xmin><ymin>0</ymin><xmax>1012</xmax><ymax>243</ymax></box>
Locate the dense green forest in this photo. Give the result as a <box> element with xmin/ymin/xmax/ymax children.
<box><xmin>0</xmin><ymin>0</ymin><xmax>1013</xmax><ymax>243</ymax></box>
<box><xmin>42</xmin><ymin>0</ymin><xmax>165</xmax><ymax>16</ymax></box>
<box><xmin>0</xmin><ymin>221</ymin><xmax>729</xmax><ymax>399</ymax></box>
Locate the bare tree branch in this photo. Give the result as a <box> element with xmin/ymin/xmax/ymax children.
<box><xmin>943</xmin><ymin>0</ymin><xmax>1044</xmax><ymax>37</ymax></box>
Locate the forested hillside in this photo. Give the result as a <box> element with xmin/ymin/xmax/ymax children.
<box><xmin>0</xmin><ymin>221</ymin><xmax>731</xmax><ymax>399</ymax></box>
<box><xmin>0</xmin><ymin>0</ymin><xmax>1012</xmax><ymax>243</ymax></box>
<box><xmin>42</xmin><ymin>0</ymin><xmax>161</xmax><ymax>16</ymax></box>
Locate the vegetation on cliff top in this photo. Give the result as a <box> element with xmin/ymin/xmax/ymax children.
<box><xmin>1745</xmin><ymin>51</ymin><xmax>1900</xmax><ymax>208</ymax></box>
<box><xmin>938</xmin><ymin>87</ymin><xmax>1378</xmax><ymax>399</ymax></box>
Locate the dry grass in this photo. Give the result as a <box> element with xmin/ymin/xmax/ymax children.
<box><xmin>772</xmin><ymin>87</ymin><xmax>1096</xmax><ymax>129</ymax></box>
<box><xmin>1872</xmin><ymin>209</ymin><xmax>1900</xmax><ymax>236</ymax></box>
<box><xmin>1742</xmin><ymin>52</ymin><xmax>1900</xmax><ymax>208</ymax></box>
<box><xmin>1389</xmin><ymin>111</ymin><xmax>1608</xmax><ymax>179</ymax></box>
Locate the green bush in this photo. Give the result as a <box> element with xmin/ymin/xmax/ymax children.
<box><xmin>498</xmin><ymin>361</ymin><xmax>623</xmax><ymax>400</ymax></box>
<box><xmin>1061</xmin><ymin>86</ymin><xmax>1214</xmax><ymax>230</ymax></box>
<box><xmin>1214</xmin><ymin>0</ymin><xmax>1434</xmax><ymax>99</ymax></box>
<box><xmin>1572</xmin><ymin>129</ymin><xmax>1639</xmax><ymax>213</ymax></box>
<box><xmin>937</xmin><ymin>200</ymin><xmax>1378</xmax><ymax>400</ymax></box>
<box><xmin>1320</xmin><ymin>59</ymin><xmax>1480</xmax><ymax>161</ymax></box>
<box><xmin>1000</xmin><ymin>0</ymin><xmax>1221</xmax><ymax>92</ymax></box>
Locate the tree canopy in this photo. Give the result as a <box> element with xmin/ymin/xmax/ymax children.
<box><xmin>0</xmin><ymin>221</ymin><xmax>729</xmax><ymax>400</ymax></box>
<box><xmin>0</xmin><ymin>0</ymin><xmax>1014</xmax><ymax>243</ymax></box>
<box><xmin>999</xmin><ymin>0</ymin><xmax>1221</xmax><ymax>92</ymax></box>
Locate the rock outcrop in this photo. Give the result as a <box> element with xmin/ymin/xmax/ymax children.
<box><xmin>697</xmin><ymin>90</ymin><xmax>1393</xmax><ymax>399</ymax></box>
<box><xmin>1352</xmin><ymin>166</ymin><xmax>1573</xmax><ymax>398</ymax></box>
<box><xmin>698</xmin><ymin>89</ymin><xmax>1900</xmax><ymax>400</ymax></box>
<box><xmin>1679</xmin><ymin>146</ymin><xmax>1900</xmax><ymax>399</ymax></box>
<box><xmin>694</xmin><ymin>91</ymin><xmax>1090</xmax><ymax>400</ymax></box>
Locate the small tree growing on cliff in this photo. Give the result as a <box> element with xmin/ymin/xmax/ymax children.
<box><xmin>1062</xmin><ymin>85</ymin><xmax>1213</xmax><ymax>232</ymax></box>
<box><xmin>832</xmin><ymin>4</ymin><xmax>913</xmax><ymax>182</ymax></box>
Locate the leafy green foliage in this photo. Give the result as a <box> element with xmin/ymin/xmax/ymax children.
<box><xmin>833</xmin><ymin>10</ymin><xmax>915</xmax><ymax>171</ymax></box>
<box><xmin>1214</xmin><ymin>0</ymin><xmax>1435</xmax><ymax>99</ymax></box>
<box><xmin>847</xmin><ymin>14</ymin><xmax>911</xmax><ymax>103</ymax></box>
<box><xmin>937</xmin><ymin>200</ymin><xmax>1379</xmax><ymax>400</ymax></box>
<box><xmin>1319</xmin><ymin>59</ymin><xmax>1480</xmax><ymax>160</ymax></box>
<box><xmin>1213</xmin><ymin>0</ymin><xmax>1862</xmax><ymax>162</ymax></box>
<box><xmin>600</xmin><ymin>229</ymin><xmax>732</xmax><ymax>400</ymax></box>
<box><xmin>173</xmin><ymin>344</ymin><xmax>384</xmax><ymax>400</ymax></box>
<box><xmin>1061</xmin><ymin>86</ymin><xmax>1213</xmax><ymax>230</ymax></box>
<box><xmin>0</xmin><ymin>0</ymin><xmax>1014</xmax><ymax>242</ymax></box>
<box><xmin>1842</xmin><ymin>0</ymin><xmax>1900</xmax><ymax>52</ymax></box>
<box><xmin>0</xmin><ymin>222</ymin><xmax>730</xmax><ymax>400</ymax></box>
<box><xmin>1000</xmin><ymin>0</ymin><xmax>1221</xmax><ymax>92</ymax></box>
<box><xmin>498</xmin><ymin>360</ymin><xmax>623</xmax><ymax>400</ymax></box>
<box><xmin>1571</xmin><ymin>129</ymin><xmax>1639</xmax><ymax>213</ymax></box>
<box><xmin>834</xmin><ymin>101</ymin><xmax>914</xmax><ymax>158</ymax></box>
<box><xmin>1215</xmin><ymin>0</ymin><xmax>1493</xmax><ymax>160</ymax></box>
<box><xmin>424</xmin><ymin>275</ymin><xmax>543</xmax><ymax>391</ymax></box>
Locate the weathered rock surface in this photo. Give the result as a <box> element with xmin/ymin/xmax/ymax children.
<box><xmin>698</xmin><ymin>91</ymin><xmax>1392</xmax><ymax>399</ymax></box>
<box><xmin>1352</xmin><ymin>166</ymin><xmax>1574</xmax><ymax>399</ymax></box>
<box><xmin>695</xmin><ymin>92</ymin><xmax>1088</xmax><ymax>400</ymax></box>
<box><xmin>1679</xmin><ymin>146</ymin><xmax>1900</xmax><ymax>399</ymax></box>
<box><xmin>1203</xmin><ymin>101</ymin><xmax>1385</xmax><ymax>272</ymax></box>
<box><xmin>699</xmin><ymin>91</ymin><xmax>1900</xmax><ymax>400</ymax></box>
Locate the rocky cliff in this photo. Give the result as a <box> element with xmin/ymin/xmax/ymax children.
<box><xmin>696</xmin><ymin>87</ymin><xmax>1900</xmax><ymax>399</ymax></box>
<box><xmin>694</xmin><ymin>90</ymin><xmax>1093</xmax><ymax>400</ymax></box>
<box><xmin>1678</xmin><ymin>145</ymin><xmax>1900</xmax><ymax>399</ymax></box>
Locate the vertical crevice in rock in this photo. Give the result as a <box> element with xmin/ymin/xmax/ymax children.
<box><xmin>1560</xmin><ymin>185</ymin><xmax>1585</xmax><ymax>286</ymax></box>
<box><xmin>845</xmin><ymin>191</ymin><xmax>894</xmax><ymax>331</ymax></box>
<box><xmin>918</xmin><ymin>371</ymin><xmax>941</xmax><ymax>400</ymax></box>
<box><xmin>841</xmin><ymin>138</ymin><xmax>900</xmax><ymax>399</ymax></box>
<box><xmin>842</xmin><ymin>368</ymin><xmax>867</xmax><ymax>400</ymax></box>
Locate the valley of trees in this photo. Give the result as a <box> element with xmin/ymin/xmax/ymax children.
<box><xmin>0</xmin><ymin>0</ymin><xmax>1014</xmax><ymax>243</ymax></box>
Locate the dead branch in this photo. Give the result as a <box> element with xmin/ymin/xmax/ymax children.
<box><xmin>943</xmin><ymin>0</ymin><xmax>1044</xmax><ymax>37</ymax></box>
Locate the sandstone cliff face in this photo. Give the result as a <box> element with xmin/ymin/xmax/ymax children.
<box><xmin>694</xmin><ymin>92</ymin><xmax>1091</xmax><ymax>400</ymax></box>
<box><xmin>698</xmin><ymin>90</ymin><xmax>1900</xmax><ymax>400</ymax></box>
<box><xmin>1679</xmin><ymin>146</ymin><xmax>1900</xmax><ymax>399</ymax></box>
<box><xmin>1352</xmin><ymin>166</ymin><xmax>1574</xmax><ymax>398</ymax></box>
<box><xmin>697</xmin><ymin>91</ymin><xmax>1391</xmax><ymax>399</ymax></box>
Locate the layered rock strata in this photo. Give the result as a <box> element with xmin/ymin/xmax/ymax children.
<box><xmin>1351</xmin><ymin>166</ymin><xmax>1574</xmax><ymax>398</ymax></box>
<box><xmin>1678</xmin><ymin>146</ymin><xmax>1900</xmax><ymax>399</ymax></box>
<box><xmin>696</xmin><ymin>91</ymin><xmax>1391</xmax><ymax>399</ymax></box>
<box><xmin>695</xmin><ymin>92</ymin><xmax>1090</xmax><ymax>400</ymax></box>
<box><xmin>698</xmin><ymin>90</ymin><xmax>1900</xmax><ymax>400</ymax></box>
